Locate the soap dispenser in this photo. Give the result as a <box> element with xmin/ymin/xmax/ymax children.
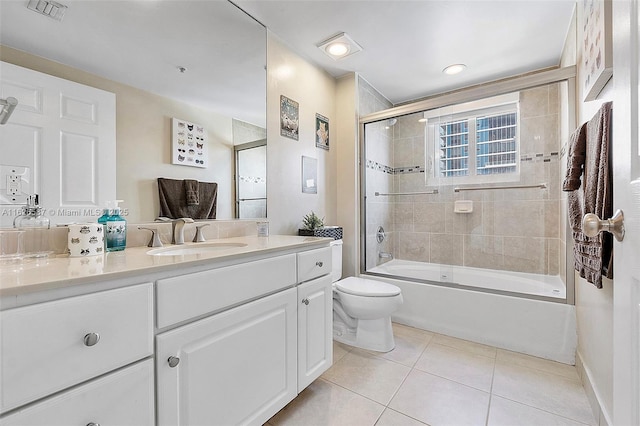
<box><xmin>105</xmin><ymin>200</ymin><xmax>127</xmax><ymax>252</ymax></box>
<box><xmin>97</xmin><ymin>202</ymin><xmax>111</xmax><ymax>251</ymax></box>
<box><xmin>13</xmin><ymin>194</ymin><xmax>50</xmax><ymax>254</ymax></box>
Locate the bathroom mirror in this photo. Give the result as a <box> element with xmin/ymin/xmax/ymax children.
<box><xmin>0</xmin><ymin>0</ymin><xmax>266</xmax><ymax>222</ymax></box>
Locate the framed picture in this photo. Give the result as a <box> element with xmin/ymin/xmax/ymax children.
<box><xmin>280</xmin><ymin>95</ymin><xmax>299</xmax><ymax>140</ymax></box>
<box><xmin>315</xmin><ymin>113</ymin><xmax>329</xmax><ymax>150</ymax></box>
<box><xmin>172</xmin><ymin>118</ymin><xmax>207</xmax><ymax>168</ymax></box>
<box><xmin>301</xmin><ymin>156</ymin><xmax>317</xmax><ymax>194</ymax></box>
<box><xmin>581</xmin><ymin>0</ymin><xmax>613</xmax><ymax>101</ymax></box>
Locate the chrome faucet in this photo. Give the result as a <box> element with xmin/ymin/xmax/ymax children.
<box><xmin>379</xmin><ymin>251</ymin><xmax>393</xmax><ymax>260</ymax></box>
<box><xmin>172</xmin><ymin>218</ymin><xmax>194</xmax><ymax>244</ymax></box>
<box><xmin>193</xmin><ymin>223</ymin><xmax>210</xmax><ymax>242</ymax></box>
<box><xmin>138</xmin><ymin>227</ymin><xmax>163</xmax><ymax>247</ymax></box>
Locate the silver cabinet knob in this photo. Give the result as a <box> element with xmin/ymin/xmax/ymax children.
<box><xmin>302</xmin><ymin>298</ymin><xmax>310</xmax><ymax>305</ymax></box>
<box><xmin>83</xmin><ymin>333</ymin><xmax>100</xmax><ymax>347</ymax></box>
<box><xmin>316</xmin><ymin>261</ymin><xmax>323</xmax><ymax>267</ymax></box>
<box><xmin>582</xmin><ymin>209</ymin><xmax>625</xmax><ymax>241</ymax></box>
<box><xmin>168</xmin><ymin>356</ymin><xmax>180</xmax><ymax>368</ymax></box>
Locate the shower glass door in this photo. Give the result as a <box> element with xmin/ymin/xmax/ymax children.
<box><xmin>235</xmin><ymin>140</ymin><xmax>266</xmax><ymax>218</ymax></box>
<box><xmin>362</xmin><ymin>81</ymin><xmax>570</xmax><ymax>302</ymax></box>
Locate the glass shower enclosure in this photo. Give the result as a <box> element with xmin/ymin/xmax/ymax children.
<box><xmin>361</xmin><ymin>76</ymin><xmax>574</xmax><ymax>303</ymax></box>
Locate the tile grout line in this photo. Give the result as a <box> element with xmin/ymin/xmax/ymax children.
<box><xmin>377</xmin><ymin>333</ymin><xmax>433</xmax><ymax>425</ymax></box>
<box><xmin>488</xmin><ymin>393</ymin><xmax>595</xmax><ymax>426</ymax></box>
<box><xmin>484</xmin><ymin>350</ymin><xmax>499</xmax><ymax>426</ymax></box>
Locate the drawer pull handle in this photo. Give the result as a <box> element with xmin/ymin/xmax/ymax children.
<box><xmin>168</xmin><ymin>356</ymin><xmax>180</xmax><ymax>368</ymax></box>
<box><xmin>302</xmin><ymin>298</ymin><xmax>310</xmax><ymax>305</ymax></box>
<box><xmin>316</xmin><ymin>261</ymin><xmax>323</xmax><ymax>267</ymax></box>
<box><xmin>87</xmin><ymin>423</ymin><xmax>101</xmax><ymax>426</ymax></box>
<box><xmin>83</xmin><ymin>333</ymin><xmax>100</xmax><ymax>347</ymax></box>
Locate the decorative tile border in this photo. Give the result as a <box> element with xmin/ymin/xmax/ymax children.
<box><xmin>367</xmin><ymin>151</ymin><xmax>559</xmax><ymax>176</ymax></box>
<box><xmin>519</xmin><ymin>151</ymin><xmax>560</xmax><ymax>163</ymax></box>
<box><xmin>366</xmin><ymin>160</ymin><xmax>424</xmax><ymax>175</ymax></box>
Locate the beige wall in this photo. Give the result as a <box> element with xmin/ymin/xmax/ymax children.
<box><xmin>265</xmin><ymin>33</ymin><xmax>337</xmax><ymax>234</ymax></box>
<box><xmin>336</xmin><ymin>73</ymin><xmax>359</xmax><ymax>278</ymax></box>
<box><xmin>0</xmin><ymin>45</ymin><xmax>236</xmax><ymax>223</ymax></box>
<box><xmin>363</xmin><ymin>84</ymin><xmax>565</xmax><ymax>277</ymax></box>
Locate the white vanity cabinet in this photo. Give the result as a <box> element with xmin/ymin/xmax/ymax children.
<box><xmin>156</xmin><ymin>246</ymin><xmax>333</xmax><ymax>426</ymax></box>
<box><xmin>296</xmin><ymin>247</ymin><xmax>333</xmax><ymax>392</ymax></box>
<box><xmin>156</xmin><ymin>288</ymin><xmax>298</xmax><ymax>426</ymax></box>
<box><xmin>0</xmin><ymin>283</ymin><xmax>154</xmax><ymax>424</ymax></box>
<box><xmin>0</xmin><ymin>359</ymin><xmax>154</xmax><ymax>426</ymax></box>
<box><xmin>0</xmin><ymin>238</ymin><xmax>334</xmax><ymax>426</ymax></box>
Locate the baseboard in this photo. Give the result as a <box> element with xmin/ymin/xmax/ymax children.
<box><xmin>575</xmin><ymin>351</ymin><xmax>613</xmax><ymax>426</ymax></box>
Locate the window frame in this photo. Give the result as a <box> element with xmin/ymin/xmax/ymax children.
<box><xmin>424</xmin><ymin>93</ymin><xmax>521</xmax><ymax>186</ymax></box>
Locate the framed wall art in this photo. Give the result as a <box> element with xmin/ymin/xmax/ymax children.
<box><xmin>581</xmin><ymin>0</ymin><xmax>613</xmax><ymax>101</ymax></box>
<box><xmin>172</xmin><ymin>118</ymin><xmax>207</xmax><ymax>168</ymax></box>
<box><xmin>315</xmin><ymin>113</ymin><xmax>329</xmax><ymax>150</ymax></box>
<box><xmin>280</xmin><ymin>95</ymin><xmax>299</xmax><ymax>140</ymax></box>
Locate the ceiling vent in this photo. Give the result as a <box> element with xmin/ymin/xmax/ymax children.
<box><xmin>27</xmin><ymin>0</ymin><xmax>67</xmax><ymax>21</ymax></box>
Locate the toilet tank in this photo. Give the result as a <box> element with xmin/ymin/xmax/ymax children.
<box><xmin>330</xmin><ymin>239</ymin><xmax>343</xmax><ymax>282</ymax></box>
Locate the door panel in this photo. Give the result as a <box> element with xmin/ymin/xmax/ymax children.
<box><xmin>156</xmin><ymin>288</ymin><xmax>297</xmax><ymax>426</ymax></box>
<box><xmin>612</xmin><ymin>1</ymin><xmax>640</xmax><ymax>424</ymax></box>
<box><xmin>0</xmin><ymin>61</ymin><xmax>115</xmax><ymax>226</ymax></box>
<box><xmin>297</xmin><ymin>275</ymin><xmax>333</xmax><ymax>392</ymax></box>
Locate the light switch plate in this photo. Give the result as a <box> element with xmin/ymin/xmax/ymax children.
<box><xmin>0</xmin><ymin>165</ymin><xmax>31</xmax><ymax>205</ymax></box>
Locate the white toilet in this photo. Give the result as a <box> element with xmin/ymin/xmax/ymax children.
<box><xmin>330</xmin><ymin>240</ymin><xmax>403</xmax><ymax>352</ymax></box>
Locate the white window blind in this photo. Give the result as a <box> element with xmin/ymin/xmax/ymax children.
<box><xmin>426</xmin><ymin>93</ymin><xmax>520</xmax><ymax>184</ymax></box>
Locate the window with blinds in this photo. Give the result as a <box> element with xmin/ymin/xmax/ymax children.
<box><xmin>475</xmin><ymin>112</ymin><xmax>517</xmax><ymax>175</ymax></box>
<box><xmin>434</xmin><ymin>100</ymin><xmax>519</xmax><ymax>181</ymax></box>
<box><xmin>439</xmin><ymin>119</ymin><xmax>469</xmax><ymax>177</ymax></box>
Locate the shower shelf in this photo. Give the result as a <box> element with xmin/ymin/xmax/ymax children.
<box><xmin>374</xmin><ymin>190</ymin><xmax>439</xmax><ymax>196</ymax></box>
<box><xmin>453</xmin><ymin>183</ymin><xmax>547</xmax><ymax>192</ymax></box>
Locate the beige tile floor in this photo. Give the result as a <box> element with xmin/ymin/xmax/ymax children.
<box><xmin>267</xmin><ymin>323</ymin><xmax>596</xmax><ymax>426</ymax></box>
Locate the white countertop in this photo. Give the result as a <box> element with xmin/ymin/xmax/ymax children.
<box><xmin>0</xmin><ymin>235</ymin><xmax>331</xmax><ymax>298</ymax></box>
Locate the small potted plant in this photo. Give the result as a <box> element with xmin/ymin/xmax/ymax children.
<box><xmin>298</xmin><ymin>211</ymin><xmax>343</xmax><ymax>240</ymax></box>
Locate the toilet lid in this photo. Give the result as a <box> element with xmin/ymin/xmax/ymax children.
<box><xmin>335</xmin><ymin>277</ymin><xmax>401</xmax><ymax>297</ymax></box>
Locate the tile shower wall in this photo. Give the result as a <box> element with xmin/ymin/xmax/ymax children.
<box><xmin>360</xmin><ymin>77</ymin><xmax>394</xmax><ymax>270</ymax></box>
<box><xmin>388</xmin><ymin>84</ymin><xmax>564</xmax><ymax>276</ymax></box>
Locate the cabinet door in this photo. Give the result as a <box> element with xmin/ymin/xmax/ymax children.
<box><xmin>0</xmin><ymin>283</ymin><xmax>153</xmax><ymax>412</ymax></box>
<box><xmin>0</xmin><ymin>359</ymin><xmax>154</xmax><ymax>426</ymax></box>
<box><xmin>297</xmin><ymin>275</ymin><xmax>333</xmax><ymax>392</ymax></box>
<box><xmin>156</xmin><ymin>288</ymin><xmax>297</xmax><ymax>426</ymax></box>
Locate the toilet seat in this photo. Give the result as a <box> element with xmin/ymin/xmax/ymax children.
<box><xmin>335</xmin><ymin>277</ymin><xmax>401</xmax><ymax>297</ymax></box>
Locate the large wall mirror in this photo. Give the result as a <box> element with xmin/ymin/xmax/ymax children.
<box><xmin>0</xmin><ymin>0</ymin><xmax>266</xmax><ymax>224</ymax></box>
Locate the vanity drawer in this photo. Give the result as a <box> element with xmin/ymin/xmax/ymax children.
<box><xmin>0</xmin><ymin>283</ymin><xmax>154</xmax><ymax>413</ymax></box>
<box><xmin>0</xmin><ymin>359</ymin><xmax>154</xmax><ymax>426</ymax></box>
<box><xmin>156</xmin><ymin>253</ymin><xmax>297</xmax><ymax>328</ymax></box>
<box><xmin>297</xmin><ymin>246</ymin><xmax>332</xmax><ymax>283</ymax></box>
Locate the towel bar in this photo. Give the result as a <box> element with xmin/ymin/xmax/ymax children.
<box><xmin>374</xmin><ymin>190</ymin><xmax>439</xmax><ymax>196</ymax></box>
<box><xmin>453</xmin><ymin>183</ymin><xmax>547</xmax><ymax>192</ymax></box>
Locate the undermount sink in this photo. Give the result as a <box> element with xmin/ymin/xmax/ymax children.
<box><xmin>147</xmin><ymin>242</ymin><xmax>248</xmax><ymax>256</ymax></box>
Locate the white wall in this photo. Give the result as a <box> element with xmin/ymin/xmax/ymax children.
<box><xmin>571</xmin><ymin>3</ymin><xmax>614</xmax><ymax>424</ymax></box>
<box><xmin>266</xmin><ymin>33</ymin><xmax>337</xmax><ymax>234</ymax></box>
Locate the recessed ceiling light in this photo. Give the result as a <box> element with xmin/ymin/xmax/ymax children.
<box><xmin>327</xmin><ymin>42</ymin><xmax>350</xmax><ymax>57</ymax></box>
<box><xmin>443</xmin><ymin>64</ymin><xmax>467</xmax><ymax>75</ymax></box>
<box><xmin>317</xmin><ymin>33</ymin><xmax>363</xmax><ymax>60</ymax></box>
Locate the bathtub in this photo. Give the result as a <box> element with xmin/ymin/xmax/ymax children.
<box><xmin>365</xmin><ymin>259</ymin><xmax>577</xmax><ymax>364</ymax></box>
